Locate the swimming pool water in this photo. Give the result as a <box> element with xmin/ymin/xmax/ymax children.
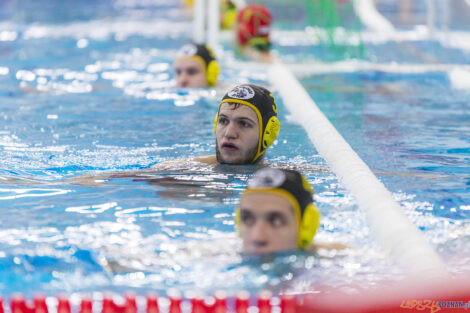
<box><xmin>0</xmin><ymin>0</ymin><xmax>469</xmax><ymax>297</ymax></box>
<box><xmin>301</xmin><ymin>69</ymin><xmax>470</xmax><ymax>273</ymax></box>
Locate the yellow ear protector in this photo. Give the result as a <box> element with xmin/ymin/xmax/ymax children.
<box><xmin>235</xmin><ymin>206</ymin><xmax>241</xmax><ymax>234</ymax></box>
<box><xmin>203</xmin><ymin>44</ymin><xmax>219</xmax><ymax>87</ymax></box>
<box><xmin>213</xmin><ymin>112</ymin><xmax>219</xmax><ymax>134</ymax></box>
<box><xmin>206</xmin><ymin>59</ymin><xmax>220</xmax><ymax>87</ymax></box>
<box><xmin>222</xmin><ymin>10</ymin><xmax>237</xmax><ymax>30</ymax></box>
<box><xmin>262</xmin><ymin>116</ymin><xmax>280</xmax><ymax>149</ymax></box>
<box><xmin>298</xmin><ymin>203</ymin><xmax>320</xmax><ymax>249</ymax></box>
<box><xmin>221</xmin><ymin>0</ymin><xmax>237</xmax><ymax>30</ymax></box>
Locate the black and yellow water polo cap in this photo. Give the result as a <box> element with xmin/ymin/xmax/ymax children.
<box><xmin>214</xmin><ymin>84</ymin><xmax>280</xmax><ymax>163</ymax></box>
<box><xmin>176</xmin><ymin>43</ymin><xmax>220</xmax><ymax>86</ymax></box>
<box><xmin>236</xmin><ymin>167</ymin><xmax>321</xmax><ymax>249</ymax></box>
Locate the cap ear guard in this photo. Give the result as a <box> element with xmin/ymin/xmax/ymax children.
<box><xmin>262</xmin><ymin>116</ymin><xmax>280</xmax><ymax>149</ymax></box>
<box><xmin>207</xmin><ymin>60</ymin><xmax>220</xmax><ymax>87</ymax></box>
<box><xmin>298</xmin><ymin>203</ymin><xmax>320</xmax><ymax>249</ymax></box>
<box><xmin>235</xmin><ymin>206</ymin><xmax>241</xmax><ymax>234</ymax></box>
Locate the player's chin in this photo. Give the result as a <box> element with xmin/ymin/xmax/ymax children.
<box><xmin>219</xmin><ymin>152</ymin><xmax>246</xmax><ymax>164</ymax></box>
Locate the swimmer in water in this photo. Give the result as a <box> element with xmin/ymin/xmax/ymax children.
<box><xmin>174</xmin><ymin>43</ymin><xmax>220</xmax><ymax>88</ymax></box>
<box><xmin>98</xmin><ymin>167</ymin><xmax>344</xmax><ymax>275</ymax></box>
<box><xmin>237</xmin><ymin>167</ymin><xmax>346</xmax><ymax>254</ymax></box>
<box><xmin>64</xmin><ymin>83</ymin><xmax>280</xmax><ymax>185</ymax></box>
<box><xmin>180</xmin><ymin>83</ymin><xmax>280</xmax><ymax>165</ymax></box>
<box><xmin>143</xmin><ymin>83</ymin><xmax>281</xmax><ymax>197</ymax></box>
<box><xmin>220</xmin><ymin>0</ymin><xmax>237</xmax><ymax>30</ymax></box>
<box><xmin>236</xmin><ymin>4</ymin><xmax>274</xmax><ymax>63</ymax></box>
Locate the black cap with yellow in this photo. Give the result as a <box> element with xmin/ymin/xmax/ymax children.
<box><xmin>214</xmin><ymin>84</ymin><xmax>280</xmax><ymax>163</ymax></box>
<box><xmin>176</xmin><ymin>43</ymin><xmax>220</xmax><ymax>86</ymax></box>
<box><xmin>236</xmin><ymin>167</ymin><xmax>321</xmax><ymax>249</ymax></box>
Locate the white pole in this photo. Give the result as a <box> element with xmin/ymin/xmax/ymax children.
<box><xmin>353</xmin><ymin>0</ymin><xmax>394</xmax><ymax>32</ymax></box>
<box><xmin>427</xmin><ymin>0</ymin><xmax>435</xmax><ymax>36</ymax></box>
<box><xmin>207</xmin><ymin>0</ymin><xmax>220</xmax><ymax>50</ymax></box>
<box><xmin>442</xmin><ymin>0</ymin><xmax>449</xmax><ymax>32</ymax></box>
<box><xmin>193</xmin><ymin>0</ymin><xmax>206</xmax><ymax>44</ymax></box>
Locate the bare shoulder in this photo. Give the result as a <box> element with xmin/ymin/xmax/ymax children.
<box><xmin>68</xmin><ymin>155</ymin><xmax>218</xmax><ymax>186</ymax></box>
<box><xmin>150</xmin><ymin>158</ymin><xmax>188</xmax><ymax>170</ymax></box>
<box><xmin>65</xmin><ymin>172</ymin><xmax>114</xmax><ymax>186</ymax></box>
<box><xmin>0</xmin><ymin>175</ymin><xmax>43</xmax><ymax>185</ymax></box>
<box><xmin>65</xmin><ymin>170</ymin><xmax>144</xmax><ymax>186</ymax></box>
<box><xmin>310</xmin><ymin>241</ymin><xmax>350</xmax><ymax>251</ymax></box>
<box><xmin>192</xmin><ymin>155</ymin><xmax>218</xmax><ymax>164</ymax></box>
<box><xmin>150</xmin><ymin>155</ymin><xmax>217</xmax><ymax>170</ymax></box>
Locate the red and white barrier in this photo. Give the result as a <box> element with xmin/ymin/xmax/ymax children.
<box><xmin>3</xmin><ymin>278</ymin><xmax>470</xmax><ymax>313</ymax></box>
<box><xmin>3</xmin><ymin>291</ymin><xmax>295</xmax><ymax>313</ymax></box>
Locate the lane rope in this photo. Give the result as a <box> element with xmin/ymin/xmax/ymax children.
<box><xmin>268</xmin><ymin>62</ymin><xmax>449</xmax><ymax>281</ymax></box>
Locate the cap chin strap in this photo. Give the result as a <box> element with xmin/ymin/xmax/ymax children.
<box><xmin>252</xmin><ymin>115</ymin><xmax>279</xmax><ymax>163</ymax></box>
<box><xmin>235</xmin><ymin>206</ymin><xmax>241</xmax><ymax>234</ymax></box>
<box><xmin>250</xmin><ymin>151</ymin><xmax>264</xmax><ymax>164</ymax></box>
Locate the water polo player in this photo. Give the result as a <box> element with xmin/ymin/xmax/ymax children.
<box><xmin>194</xmin><ymin>83</ymin><xmax>280</xmax><ymax>165</ymax></box>
<box><xmin>68</xmin><ymin>84</ymin><xmax>280</xmax><ymax>185</ymax></box>
<box><xmin>174</xmin><ymin>43</ymin><xmax>220</xmax><ymax>88</ymax></box>
<box><xmin>236</xmin><ymin>5</ymin><xmax>273</xmax><ymax>62</ymax></box>
<box><xmin>236</xmin><ymin>167</ymin><xmax>321</xmax><ymax>254</ymax></box>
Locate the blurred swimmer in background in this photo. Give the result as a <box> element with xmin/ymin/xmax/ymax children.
<box><xmin>174</xmin><ymin>43</ymin><xmax>220</xmax><ymax>88</ymax></box>
<box><xmin>236</xmin><ymin>4</ymin><xmax>274</xmax><ymax>63</ymax></box>
<box><xmin>237</xmin><ymin>167</ymin><xmax>346</xmax><ymax>254</ymax></box>
<box><xmin>220</xmin><ymin>0</ymin><xmax>237</xmax><ymax>30</ymax></box>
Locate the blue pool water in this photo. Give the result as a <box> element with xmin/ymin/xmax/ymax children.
<box><xmin>0</xmin><ymin>0</ymin><xmax>469</xmax><ymax>297</ymax></box>
<box><xmin>302</xmin><ymin>70</ymin><xmax>470</xmax><ymax>264</ymax></box>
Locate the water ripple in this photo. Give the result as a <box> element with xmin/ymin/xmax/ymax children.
<box><xmin>0</xmin><ymin>188</ymin><xmax>70</xmax><ymax>200</ymax></box>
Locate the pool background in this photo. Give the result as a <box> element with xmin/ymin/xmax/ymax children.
<box><xmin>0</xmin><ymin>0</ymin><xmax>469</xmax><ymax>296</ymax></box>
